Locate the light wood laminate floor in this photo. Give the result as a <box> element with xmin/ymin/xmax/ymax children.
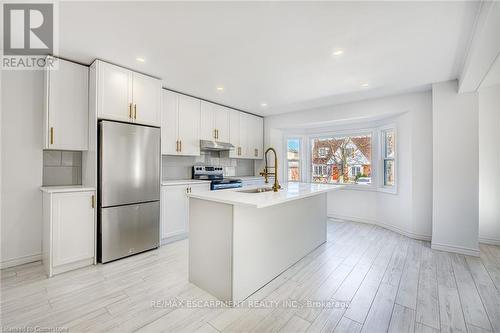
<box><xmin>2</xmin><ymin>220</ymin><xmax>500</xmax><ymax>333</ymax></box>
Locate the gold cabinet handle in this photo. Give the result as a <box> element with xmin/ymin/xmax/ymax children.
<box><xmin>176</xmin><ymin>140</ymin><xmax>179</xmax><ymax>152</ymax></box>
<box><xmin>134</xmin><ymin>104</ymin><xmax>137</xmax><ymax>119</ymax></box>
<box><xmin>91</xmin><ymin>195</ymin><xmax>95</xmax><ymax>209</ymax></box>
<box><xmin>213</xmin><ymin>129</ymin><xmax>217</xmax><ymax>140</ymax></box>
<box><xmin>179</xmin><ymin>140</ymin><xmax>182</xmax><ymax>152</ymax></box>
<box><xmin>217</xmin><ymin>129</ymin><xmax>219</xmax><ymax>140</ymax></box>
<box><xmin>50</xmin><ymin>127</ymin><xmax>54</xmax><ymax>145</ymax></box>
<box><xmin>128</xmin><ymin>103</ymin><xmax>133</xmax><ymax>118</ymax></box>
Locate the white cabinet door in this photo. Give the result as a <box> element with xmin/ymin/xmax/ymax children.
<box><xmin>229</xmin><ymin>110</ymin><xmax>241</xmax><ymax>158</ymax></box>
<box><xmin>132</xmin><ymin>72</ymin><xmax>161</xmax><ymax>126</ymax></box>
<box><xmin>178</xmin><ymin>95</ymin><xmax>201</xmax><ymax>156</ymax></box>
<box><xmin>215</xmin><ymin>106</ymin><xmax>230</xmax><ymax>142</ymax></box>
<box><xmin>161</xmin><ymin>90</ymin><xmax>179</xmax><ymax>155</ymax></box>
<box><xmin>161</xmin><ymin>185</ymin><xmax>188</xmax><ymax>239</ymax></box>
<box><xmin>190</xmin><ymin>183</ymin><xmax>211</xmax><ymax>193</ymax></box>
<box><xmin>97</xmin><ymin>61</ymin><xmax>132</xmax><ymax>122</ymax></box>
<box><xmin>45</xmin><ymin>57</ymin><xmax>89</xmax><ymax>150</ymax></box>
<box><xmin>52</xmin><ymin>191</ymin><xmax>95</xmax><ymax>267</ymax></box>
<box><xmin>239</xmin><ymin>112</ymin><xmax>251</xmax><ymax>158</ymax></box>
<box><xmin>200</xmin><ymin>101</ymin><xmax>216</xmax><ymax>141</ymax></box>
<box><xmin>251</xmin><ymin>116</ymin><xmax>264</xmax><ymax>159</ymax></box>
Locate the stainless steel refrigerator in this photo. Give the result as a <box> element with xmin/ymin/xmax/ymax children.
<box><xmin>98</xmin><ymin>120</ymin><xmax>160</xmax><ymax>263</ymax></box>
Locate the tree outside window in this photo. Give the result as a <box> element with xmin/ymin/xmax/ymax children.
<box><xmin>311</xmin><ymin>134</ymin><xmax>372</xmax><ymax>185</ymax></box>
<box><xmin>287</xmin><ymin>138</ymin><xmax>300</xmax><ymax>182</ymax></box>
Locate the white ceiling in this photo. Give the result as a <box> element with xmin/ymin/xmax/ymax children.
<box><xmin>58</xmin><ymin>1</ymin><xmax>480</xmax><ymax>116</ymax></box>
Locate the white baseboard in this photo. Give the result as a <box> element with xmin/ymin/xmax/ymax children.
<box><xmin>479</xmin><ymin>237</ymin><xmax>500</xmax><ymax>246</ymax></box>
<box><xmin>328</xmin><ymin>213</ymin><xmax>378</xmax><ymax>225</ymax></box>
<box><xmin>328</xmin><ymin>214</ymin><xmax>431</xmax><ymax>241</ymax></box>
<box><xmin>160</xmin><ymin>233</ymin><xmax>188</xmax><ymax>246</ymax></box>
<box><xmin>431</xmin><ymin>242</ymin><xmax>480</xmax><ymax>257</ymax></box>
<box><xmin>1</xmin><ymin>253</ymin><xmax>41</xmax><ymax>269</ymax></box>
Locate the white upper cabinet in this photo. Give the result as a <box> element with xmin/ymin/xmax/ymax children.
<box><xmin>251</xmin><ymin>116</ymin><xmax>264</xmax><ymax>159</ymax></box>
<box><xmin>229</xmin><ymin>110</ymin><xmax>241</xmax><ymax>158</ymax></box>
<box><xmin>215</xmin><ymin>106</ymin><xmax>230</xmax><ymax>142</ymax></box>
<box><xmin>44</xmin><ymin>57</ymin><xmax>88</xmax><ymax>150</ymax></box>
<box><xmin>161</xmin><ymin>90</ymin><xmax>200</xmax><ymax>156</ymax></box>
<box><xmin>227</xmin><ymin>111</ymin><xmax>263</xmax><ymax>159</ymax></box>
<box><xmin>95</xmin><ymin>60</ymin><xmax>160</xmax><ymax>126</ymax></box>
<box><xmin>161</xmin><ymin>90</ymin><xmax>179</xmax><ymax>155</ymax></box>
<box><xmin>132</xmin><ymin>72</ymin><xmax>161</xmax><ymax>126</ymax></box>
<box><xmin>200</xmin><ymin>102</ymin><xmax>229</xmax><ymax>142</ymax></box>
<box><xmin>200</xmin><ymin>101</ymin><xmax>216</xmax><ymax>141</ymax></box>
<box><xmin>96</xmin><ymin>61</ymin><xmax>131</xmax><ymax>123</ymax></box>
<box><xmin>239</xmin><ymin>112</ymin><xmax>251</xmax><ymax>158</ymax></box>
<box><xmin>178</xmin><ymin>95</ymin><xmax>201</xmax><ymax>156</ymax></box>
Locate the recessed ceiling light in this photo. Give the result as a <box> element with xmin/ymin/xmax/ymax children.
<box><xmin>216</xmin><ymin>86</ymin><xmax>224</xmax><ymax>92</ymax></box>
<box><xmin>361</xmin><ymin>83</ymin><xmax>370</xmax><ymax>88</ymax></box>
<box><xmin>136</xmin><ymin>57</ymin><xmax>145</xmax><ymax>63</ymax></box>
<box><xmin>332</xmin><ymin>49</ymin><xmax>344</xmax><ymax>56</ymax></box>
<box><xmin>261</xmin><ymin>103</ymin><xmax>268</xmax><ymax>107</ymax></box>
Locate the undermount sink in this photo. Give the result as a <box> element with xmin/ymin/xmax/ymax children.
<box><xmin>237</xmin><ymin>187</ymin><xmax>275</xmax><ymax>193</ymax></box>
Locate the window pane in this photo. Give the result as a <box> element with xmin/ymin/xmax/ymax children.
<box><xmin>287</xmin><ymin>139</ymin><xmax>300</xmax><ymax>181</ymax></box>
<box><xmin>384</xmin><ymin>130</ymin><xmax>395</xmax><ymax>158</ymax></box>
<box><xmin>384</xmin><ymin>159</ymin><xmax>395</xmax><ymax>186</ymax></box>
<box><xmin>311</xmin><ymin>134</ymin><xmax>371</xmax><ymax>185</ymax></box>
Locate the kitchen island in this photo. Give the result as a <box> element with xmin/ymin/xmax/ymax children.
<box><xmin>187</xmin><ymin>182</ymin><xmax>343</xmax><ymax>302</ymax></box>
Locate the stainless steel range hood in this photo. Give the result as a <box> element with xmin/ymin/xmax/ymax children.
<box><xmin>200</xmin><ymin>140</ymin><xmax>235</xmax><ymax>151</ymax></box>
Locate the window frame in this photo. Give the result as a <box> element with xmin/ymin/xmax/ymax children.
<box><xmin>378</xmin><ymin>125</ymin><xmax>397</xmax><ymax>194</ymax></box>
<box><xmin>285</xmin><ymin>136</ymin><xmax>302</xmax><ymax>182</ymax></box>
<box><xmin>307</xmin><ymin>129</ymin><xmax>376</xmax><ymax>189</ymax></box>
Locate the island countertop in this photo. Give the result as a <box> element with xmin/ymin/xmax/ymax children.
<box><xmin>187</xmin><ymin>182</ymin><xmax>344</xmax><ymax>208</ymax></box>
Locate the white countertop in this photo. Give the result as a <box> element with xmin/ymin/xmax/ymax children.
<box><xmin>161</xmin><ymin>179</ymin><xmax>210</xmax><ymax>186</ymax></box>
<box><xmin>187</xmin><ymin>182</ymin><xmax>344</xmax><ymax>208</ymax></box>
<box><xmin>40</xmin><ymin>186</ymin><xmax>96</xmax><ymax>193</ymax></box>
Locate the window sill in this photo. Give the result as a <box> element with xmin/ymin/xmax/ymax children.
<box><xmin>331</xmin><ymin>184</ymin><xmax>377</xmax><ymax>192</ymax></box>
<box><xmin>377</xmin><ymin>186</ymin><xmax>398</xmax><ymax>195</ymax></box>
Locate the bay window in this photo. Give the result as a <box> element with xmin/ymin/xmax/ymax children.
<box><xmin>310</xmin><ymin>133</ymin><xmax>372</xmax><ymax>185</ymax></box>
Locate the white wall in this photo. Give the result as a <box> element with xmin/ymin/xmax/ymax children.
<box><xmin>263</xmin><ymin>91</ymin><xmax>433</xmax><ymax>240</ymax></box>
<box><xmin>1</xmin><ymin>71</ymin><xmax>44</xmax><ymax>268</ymax></box>
<box><xmin>478</xmin><ymin>83</ymin><xmax>500</xmax><ymax>245</ymax></box>
<box><xmin>431</xmin><ymin>80</ymin><xmax>479</xmax><ymax>256</ymax></box>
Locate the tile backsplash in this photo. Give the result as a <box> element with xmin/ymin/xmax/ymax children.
<box><xmin>162</xmin><ymin>151</ymin><xmax>255</xmax><ymax>180</ymax></box>
<box><xmin>43</xmin><ymin>151</ymin><xmax>82</xmax><ymax>186</ymax></box>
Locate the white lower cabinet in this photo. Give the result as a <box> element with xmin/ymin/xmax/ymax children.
<box><xmin>42</xmin><ymin>188</ymin><xmax>96</xmax><ymax>277</ymax></box>
<box><xmin>160</xmin><ymin>182</ymin><xmax>210</xmax><ymax>244</ymax></box>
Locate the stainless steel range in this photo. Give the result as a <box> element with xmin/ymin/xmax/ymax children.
<box><xmin>192</xmin><ymin>166</ymin><xmax>242</xmax><ymax>190</ymax></box>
